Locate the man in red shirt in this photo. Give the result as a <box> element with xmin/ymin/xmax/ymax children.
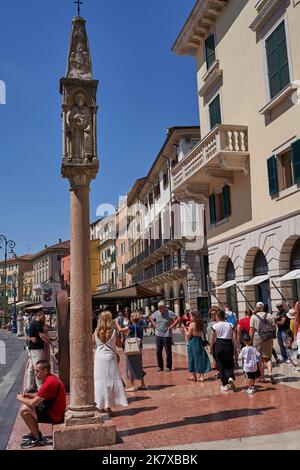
<box><xmin>237</xmin><ymin>309</ymin><xmax>253</xmax><ymax>347</ymax></box>
<box><xmin>17</xmin><ymin>360</ymin><xmax>66</xmax><ymax>448</ymax></box>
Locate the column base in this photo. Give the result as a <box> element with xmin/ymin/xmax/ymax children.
<box><xmin>53</xmin><ymin>421</ymin><xmax>116</xmax><ymax>450</ymax></box>
<box><xmin>64</xmin><ymin>406</ymin><xmax>104</xmax><ymax>427</ymax></box>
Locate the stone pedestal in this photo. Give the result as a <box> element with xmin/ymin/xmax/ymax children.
<box><xmin>17</xmin><ymin>317</ymin><xmax>24</xmax><ymax>337</ymax></box>
<box><xmin>53</xmin><ymin>421</ymin><xmax>116</xmax><ymax>450</ymax></box>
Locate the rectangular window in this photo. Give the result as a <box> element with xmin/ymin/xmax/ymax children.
<box><xmin>209</xmin><ymin>186</ymin><xmax>231</xmax><ymax>224</ymax></box>
<box><xmin>266</xmin><ymin>21</ymin><xmax>290</xmax><ymax>99</ymax></box>
<box><xmin>267</xmin><ymin>139</ymin><xmax>300</xmax><ymax>197</ymax></box>
<box><xmin>148</xmin><ymin>193</ymin><xmax>153</xmax><ymax>207</ymax></box>
<box><xmin>154</xmin><ymin>183</ymin><xmax>161</xmax><ymax>199</ymax></box>
<box><xmin>205</xmin><ymin>34</ymin><xmax>216</xmax><ymax>70</ymax></box>
<box><xmin>215</xmin><ymin>192</ymin><xmax>225</xmax><ymax>222</ymax></box>
<box><xmin>163</xmin><ymin>171</ymin><xmax>169</xmax><ymax>189</ymax></box>
<box><xmin>209</xmin><ymin>95</ymin><xmax>221</xmax><ymax>130</ymax></box>
<box><xmin>279</xmin><ymin>149</ymin><xmax>294</xmax><ymax>190</ymax></box>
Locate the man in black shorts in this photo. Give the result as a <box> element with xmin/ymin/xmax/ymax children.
<box><xmin>17</xmin><ymin>360</ymin><xmax>66</xmax><ymax>448</ymax></box>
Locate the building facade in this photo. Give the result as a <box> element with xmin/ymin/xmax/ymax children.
<box><xmin>116</xmin><ymin>197</ymin><xmax>132</xmax><ymax>289</ymax></box>
<box><xmin>61</xmin><ymin>239</ymin><xmax>99</xmax><ymax>295</ymax></box>
<box><xmin>90</xmin><ymin>214</ymin><xmax>117</xmax><ymax>294</ymax></box>
<box><xmin>32</xmin><ymin>240</ymin><xmax>70</xmax><ymax>302</ymax></box>
<box><xmin>126</xmin><ymin>127</ymin><xmax>209</xmax><ymax>316</ymax></box>
<box><xmin>172</xmin><ymin>0</ymin><xmax>300</xmax><ymax>313</ymax></box>
<box><xmin>0</xmin><ymin>255</ymin><xmax>33</xmax><ymax>306</ymax></box>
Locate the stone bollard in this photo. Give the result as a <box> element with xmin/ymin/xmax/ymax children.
<box><xmin>17</xmin><ymin>317</ymin><xmax>24</xmax><ymax>337</ymax></box>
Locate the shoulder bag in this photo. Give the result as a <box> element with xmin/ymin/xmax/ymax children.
<box><xmin>124</xmin><ymin>326</ymin><xmax>142</xmax><ymax>356</ymax></box>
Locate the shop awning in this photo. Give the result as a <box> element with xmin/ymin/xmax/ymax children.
<box><xmin>92</xmin><ymin>284</ymin><xmax>159</xmax><ymax>303</ymax></box>
<box><xmin>24</xmin><ymin>303</ymin><xmax>43</xmax><ymax>312</ymax></box>
<box><xmin>244</xmin><ymin>275</ymin><xmax>269</xmax><ymax>286</ymax></box>
<box><xmin>217</xmin><ymin>280</ymin><xmax>237</xmax><ymax>290</ymax></box>
<box><xmin>278</xmin><ymin>269</ymin><xmax>300</xmax><ymax>282</ymax></box>
<box><xmin>15</xmin><ymin>301</ymin><xmax>34</xmax><ymax>308</ymax></box>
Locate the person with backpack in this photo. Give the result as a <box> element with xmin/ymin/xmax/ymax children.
<box><xmin>250</xmin><ymin>302</ymin><xmax>276</xmax><ymax>384</ymax></box>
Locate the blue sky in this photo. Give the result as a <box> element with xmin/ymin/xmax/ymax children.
<box><xmin>0</xmin><ymin>0</ymin><xmax>198</xmax><ymax>256</ymax></box>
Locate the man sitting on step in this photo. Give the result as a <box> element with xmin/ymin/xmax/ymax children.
<box><xmin>17</xmin><ymin>360</ymin><xmax>66</xmax><ymax>448</ymax></box>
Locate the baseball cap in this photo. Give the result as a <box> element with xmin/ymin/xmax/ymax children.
<box><xmin>256</xmin><ymin>302</ymin><xmax>264</xmax><ymax>308</ymax></box>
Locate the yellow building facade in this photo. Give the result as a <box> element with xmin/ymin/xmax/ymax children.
<box><xmin>172</xmin><ymin>0</ymin><xmax>300</xmax><ymax>312</ymax></box>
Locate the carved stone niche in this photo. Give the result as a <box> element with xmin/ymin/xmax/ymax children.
<box><xmin>61</xmin><ymin>80</ymin><xmax>99</xmax><ymax>167</ymax></box>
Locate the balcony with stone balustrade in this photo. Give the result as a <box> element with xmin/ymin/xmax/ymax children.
<box><xmin>172</xmin><ymin>124</ymin><xmax>249</xmax><ymax>197</ymax></box>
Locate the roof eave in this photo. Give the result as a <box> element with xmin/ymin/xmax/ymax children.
<box><xmin>172</xmin><ymin>0</ymin><xmax>229</xmax><ymax>57</ymax></box>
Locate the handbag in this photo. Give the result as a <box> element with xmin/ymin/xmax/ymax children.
<box><xmin>124</xmin><ymin>326</ymin><xmax>142</xmax><ymax>356</ymax></box>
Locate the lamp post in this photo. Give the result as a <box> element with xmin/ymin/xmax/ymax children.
<box><xmin>11</xmin><ymin>273</ymin><xmax>18</xmax><ymax>334</ymax></box>
<box><xmin>0</xmin><ymin>235</ymin><xmax>16</xmax><ymax>329</ymax></box>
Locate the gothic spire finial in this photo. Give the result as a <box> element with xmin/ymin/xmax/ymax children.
<box><xmin>75</xmin><ymin>0</ymin><xmax>83</xmax><ymax>17</ymax></box>
<box><xmin>66</xmin><ymin>16</ymin><xmax>93</xmax><ymax>80</ymax></box>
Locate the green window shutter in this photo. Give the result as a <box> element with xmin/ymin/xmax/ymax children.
<box><xmin>267</xmin><ymin>155</ymin><xmax>279</xmax><ymax>195</ymax></box>
<box><xmin>205</xmin><ymin>34</ymin><xmax>216</xmax><ymax>70</ymax></box>
<box><xmin>209</xmin><ymin>194</ymin><xmax>216</xmax><ymax>225</ymax></box>
<box><xmin>209</xmin><ymin>95</ymin><xmax>221</xmax><ymax>130</ymax></box>
<box><xmin>223</xmin><ymin>185</ymin><xmax>231</xmax><ymax>218</ymax></box>
<box><xmin>291</xmin><ymin>139</ymin><xmax>300</xmax><ymax>184</ymax></box>
<box><xmin>266</xmin><ymin>21</ymin><xmax>290</xmax><ymax>99</ymax></box>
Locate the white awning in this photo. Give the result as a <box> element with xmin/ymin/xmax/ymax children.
<box><xmin>244</xmin><ymin>275</ymin><xmax>269</xmax><ymax>286</ymax></box>
<box><xmin>278</xmin><ymin>269</ymin><xmax>300</xmax><ymax>282</ymax></box>
<box><xmin>15</xmin><ymin>301</ymin><xmax>33</xmax><ymax>308</ymax></box>
<box><xmin>217</xmin><ymin>280</ymin><xmax>237</xmax><ymax>289</ymax></box>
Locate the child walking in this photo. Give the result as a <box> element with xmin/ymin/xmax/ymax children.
<box><xmin>239</xmin><ymin>333</ymin><xmax>260</xmax><ymax>394</ymax></box>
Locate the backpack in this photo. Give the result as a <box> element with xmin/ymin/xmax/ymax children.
<box><xmin>255</xmin><ymin>313</ymin><xmax>275</xmax><ymax>341</ymax></box>
<box><xmin>225</xmin><ymin>312</ymin><xmax>237</xmax><ymax>327</ymax></box>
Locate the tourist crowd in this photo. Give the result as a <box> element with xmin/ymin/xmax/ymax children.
<box><xmin>16</xmin><ymin>298</ymin><xmax>300</xmax><ymax>448</ymax></box>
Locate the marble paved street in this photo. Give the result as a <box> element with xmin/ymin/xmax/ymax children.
<box><xmin>7</xmin><ymin>337</ymin><xmax>300</xmax><ymax>450</ymax></box>
<box><xmin>0</xmin><ymin>330</ymin><xmax>26</xmax><ymax>450</ymax></box>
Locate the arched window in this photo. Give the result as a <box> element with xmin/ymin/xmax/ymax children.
<box><xmin>290</xmin><ymin>238</ymin><xmax>300</xmax><ymax>302</ymax></box>
<box><xmin>253</xmin><ymin>250</ymin><xmax>270</xmax><ymax>309</ymax></box>
<box><xmin>225</xmin><ymin>259</ymin><xmax>237</xmax><ymax>314</ymax></box>
<box><xmin>253</xmin><ymin>250</ymin><xmax>268</xmax><ymax>276</ymax></box>
<box><xmin>169</xmin><ymin>287</ymin><xmax>174</xmax><ymax>312</ymax></box>
<box><xmin>225</xmin><ymin>259</ymin><xmax>235</xmax><ymax>281</ymax></box>
<box><xmin>290</xmin><ymin>238</ymin><xmax>300</xmax><ymax>270</ymax></box>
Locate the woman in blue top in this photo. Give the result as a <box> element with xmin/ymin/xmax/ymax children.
<box><xmin>187</xmin><ymin>312</ymin><xmax>211</xmax><ymax>382</ymax></box>
<box><xmin>116</xmin><ymin>311</ymin><xmax>147</xmax><ymax>391</ymax></box>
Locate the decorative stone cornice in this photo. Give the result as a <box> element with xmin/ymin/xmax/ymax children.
<box><xmin>172</xmin><ymin>0</ymin><xmax>229</xmax><ymax>57</ymax></box>
<box><xmin>199</xmin><ymin>60</ymin><xmax>223</xmax><ymax>97</ymax></box>
<box><xmin>250</xmin><ymin>0</ymin><xmax>289</xmax><ymax>32</ymax></box>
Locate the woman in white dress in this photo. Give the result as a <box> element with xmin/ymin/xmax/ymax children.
<box><xmin>93</xmin><ymin>311</ymin><xmax>128</xmax><ymax>417</ymax></box>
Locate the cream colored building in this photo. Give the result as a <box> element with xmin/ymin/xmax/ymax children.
<box><xmin>0</xmin><ymin>255</ymin><xmax>33</xmax><ymax>306</ymax></box>
<box><xmin>126</xmin><ymin>127</ymin><xmax>210</xmax><ymax>316</ymax></box>
<box><xmin>172</xmin><ymin>0</ymin><xmax>300</xmax><ymax>313</ymax></box>
<box><xmin>91</xmin><ymin>214</ymin><xmax>116</xmax><ymax>293</ymax></box>
<box><xmin>116</xmin><ymin>197</ymin><xmax>132</xmax><ymax>289</ymax></box>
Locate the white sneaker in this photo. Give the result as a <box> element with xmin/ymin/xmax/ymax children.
<box><xmin>247</xmin><ymin>387</ymin><xmax>255</xmax><ymax>394</ymax></box>
<box><xmin>220</xmin><ymin>385</ymin><xmax>229</xmax><ymax>392</ymax></box>
<box><xmin>228</xmin><ymin>377</ymin><xmax>237</xmax><ymax>391</ymax></box>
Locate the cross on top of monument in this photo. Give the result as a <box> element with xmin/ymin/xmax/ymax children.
<box><xmin>75</xmin><ymin>0</ymin><xmax>83</xmax><ymax>17</ymax></box>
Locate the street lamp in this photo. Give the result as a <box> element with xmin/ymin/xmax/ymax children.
<box><xmin>0</xmin><ymin>235</ymin><xmax>16</xmax><ymax>329</ymax></box>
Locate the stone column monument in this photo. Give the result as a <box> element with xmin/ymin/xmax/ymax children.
<box><xmin>53</xmin><ymin>15</ymin><xmax>116</xmax><ymax>450</ymax></box>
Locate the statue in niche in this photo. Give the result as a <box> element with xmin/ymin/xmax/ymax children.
<box><xmin>66</xmin><ymin>92</ymin><xmax>93</xmax><ymax>162</ymax></box>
